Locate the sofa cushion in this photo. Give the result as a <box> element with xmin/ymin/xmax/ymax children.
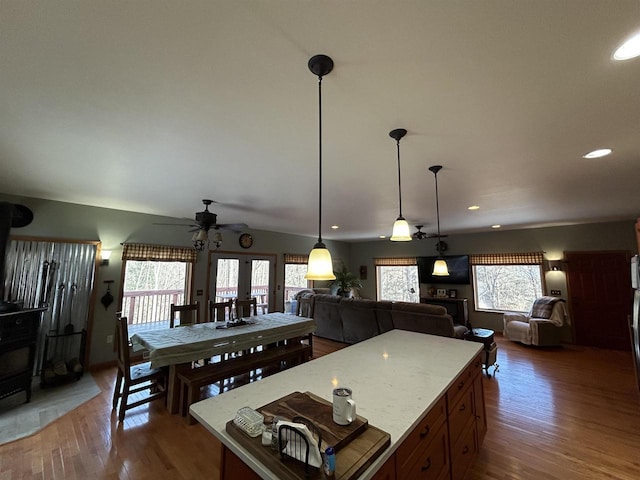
<box><xmin>340</xmin><ymin>298</ymin><xmax>380</xmax><ymax>344</ymax></box>
<box><xmin>391</xmin><ymin>302</ymin><xmax>456</xmax><ymax>338</ymax></box>
<box><xmin>312</xmin><ymin>294</ymin><xmax>344</xmax><ymax>342</ymax></box>
<box><xmin>375</xmin><ymin>301</ymin><xmax>394</xmax><ymax>334</ymax></box>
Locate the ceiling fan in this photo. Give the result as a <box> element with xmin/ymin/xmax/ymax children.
<box><xmin>154</xmin><ymin>199</ymin><xmax>248</xmax><ymax>233</ymax></box>
<box><xmin>412</xmin><ymin>225</ymin><xmax>448</xmax><ymax>240</ymax></box>
<box><xmin>412</xmin><ymin>224</ymin><xmax>448</xmax><ymax>252</ymax></box>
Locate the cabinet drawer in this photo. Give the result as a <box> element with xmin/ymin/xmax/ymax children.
<box><xmin>448</xmin><ymin>384</ymin><xmax>475</xmax><ymax>444</ymax></box>
<box><xmin>473</xmin><ymin>373</ymin><xmax>487</xmax><ymax>446</ymax></box>
<box><xmin>446</xmin><ymin>353</ymin><xmax>482</xmax><ymax>413</ymax></box>
<box><xmin>399</xmin><ymin>422</ymin><xmax>450</xmax><ymax>480</ymax></box>
<box><xmin>451</xmin><ymin>417</ymin><xmax>478</xmax><ymax>480</ymax></box>
<box><xmin>396</xmin><ymin>395</ymin><xmax>446</xmax><ymax>471</ymax></box>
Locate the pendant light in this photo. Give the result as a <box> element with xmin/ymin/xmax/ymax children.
<box><xmin>305</xmin><ymin>54</ymin><xmax>336</xmax><ymax>281</ymax></box>
<box><xmin>389</xmin><ymin>128</ymin><xmax>412</xmax><ymax>241</ymax></box>
<box><xmin>429</xmin><ymin>165</ymin><xmax>449</xmax><ymax>276</ymax></box>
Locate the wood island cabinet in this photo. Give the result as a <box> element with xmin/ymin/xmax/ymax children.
<box><xmin>194</xmin><ymin>331</ymin><xmax>486</xmax><ymax>480</ymax></box>
<box><xmin>220</xmin><ymin>353</ymin><xmax>486</xmax><ymax>480</ymax></box>
<box><xmin>376</xmin><ymin>352</ymin><xmax>485</xmax><ymax>480</ymax></box>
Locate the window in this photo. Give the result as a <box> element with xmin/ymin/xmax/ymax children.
<box><xmin>471</xmin><ymin>252</ymin><xmax>544</xmax><ymax>313</ymax></box>
<box><xmin>120</xmin><ymin>244</ymin><xmax>196</xmax><ymax>328</ymax></box>
<box><xmin>375</xmin><ymin>257</ymin><xmax>419</xmax><ymax>302</ymax></box>
<box><xmin>283</xmin><ymin>254</ymin><xmax>310</xmax><ymax>302</ymax></box>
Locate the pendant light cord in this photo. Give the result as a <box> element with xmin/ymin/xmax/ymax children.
<box><xmin>434</xmin><ymin>170</ymin><xmax>442</xmax><ymax>251</ymax></box>
<box><xmin>317</xmin><ymin>74</ymin><xmax>324</xmax><ymax>244</ymax></box>
<box><xmin>396</xmin><ymin>139</ymin><xmax>403</xmax><ymax>218</ymax></box>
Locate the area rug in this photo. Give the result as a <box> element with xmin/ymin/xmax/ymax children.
<box><xmin>0</xmin><ymin>374</ymin><xmax>101</xmax><ymax>445</ymax></box>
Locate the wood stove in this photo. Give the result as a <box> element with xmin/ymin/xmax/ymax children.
<box><xmin>0</xmin><ymin>307</ymin><xmax>46</xmax><ymax>402</ymax></box>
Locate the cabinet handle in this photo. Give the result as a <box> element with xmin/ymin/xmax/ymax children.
<box><xmin>459</xmin><ymin>403</ymin><xmax>466</xmax><ymax>412</ymax></box>
<box><xmin>419</xmin><ymin>425</ymin><xmax>430</xmax><ymax>438</ymax></box>
<box><xmin>421</xmin><ymin>457</ymin><xmax>432</xmax><ymax>471</ymax></box>
<box><xmin>457</xmin><ymin>380</ymin><xmax>465</xmax><ymax>390</ymax></box>
<box><xmin>462</xmin><ymin>446</ymin><xmax>469</xmax><ymax>454</ymax></box>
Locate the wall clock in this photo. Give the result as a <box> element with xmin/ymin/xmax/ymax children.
<box><xmin>239</xmin><ymin>233</ymin><xmax>253</xmax><ymax>249</ymax></box>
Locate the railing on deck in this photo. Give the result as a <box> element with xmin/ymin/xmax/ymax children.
<box><xmin>284</xmin><ymin>286</ymin><xmax>306</xmax><ymax>302</ymax></box>
<box><xmin>122</xmin><ymin>289</ymin><xmax>184</xmax><ymax>325</ymax></box>
<box><xmin>123</xmin><ymin>285</ymin><xmax>308</xmax><ymax>325</ymax></box>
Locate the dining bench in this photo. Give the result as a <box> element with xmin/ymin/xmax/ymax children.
<box><xmin>178</xmin><ymin>340</ymin><xmax>312</xmax><ymax>424</ymax></box>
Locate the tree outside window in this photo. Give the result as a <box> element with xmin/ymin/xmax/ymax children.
<box><xmin>473</xmin><ymin>264</ymin><xmax>543</xmax><ymax>313</ymax></box>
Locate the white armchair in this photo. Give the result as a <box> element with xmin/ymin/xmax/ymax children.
<box><xmin>503</xmin><ymin>297</ymin><xmax>568</xmax><ymax>346</ymax></box>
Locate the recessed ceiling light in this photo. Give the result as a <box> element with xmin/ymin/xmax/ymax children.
<box><xmin>468</xmin><ymin>205</ymin><xmax>480</xmax><ymax>210</ymax></box>
<box><xmin>491</xmin><ymin>224</ymin><xmax>501</xmax><ymax>229</ymax></box>
<box><xmin>613</xmin><ymin>32</ymin><xmax>640</xmax><ymax>61</ymax></box>
<box><xmin>331</xmin><ymin>225</ymin><xmax>339</xmax><ymax>229</ymax></box>
<box><xmin>583</xmin><ymin>148</ymin><xmax>612</xmax><ymax>159</ymax></box>
<box><xmin>379</xmin><ymin>235</ymin><xmax>386</xmax><ymax>239</ymax></box>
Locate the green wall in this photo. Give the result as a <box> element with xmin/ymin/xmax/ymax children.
<box><xmin>0</xmin><ymin>193</ymin><xmax>349</xmax><ymax>366</ymax></box>
<box><xmin>348</xmin><ymin>220</ymin><xmax>637</xmax><ymax>334</ymax></box>
<box><xmin>2</xmin><ymin>192</ymin><xmax>636</xmax><ymax>364</ymax></box>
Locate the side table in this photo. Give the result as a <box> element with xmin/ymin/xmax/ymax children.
<box><xmin>464</xmin><ymin>328</ymin><xmax>499</xmax><ymax>378</ymax></box>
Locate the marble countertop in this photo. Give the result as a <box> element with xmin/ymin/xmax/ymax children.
<box><xmin>190</xmin><ymin>329</ymin><xmax>482</xmax><ymax>479</ymax></box>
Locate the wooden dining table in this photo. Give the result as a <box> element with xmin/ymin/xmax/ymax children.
<box><xmin>131</xmin><ymin>312</ymin><xmax>316</xmax><ymax>413</ymax></box>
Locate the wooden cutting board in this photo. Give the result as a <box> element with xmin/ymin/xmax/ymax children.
<box><xmin>258</xmin><ymin>391</ymin><xmax>368</xmax><ymax>452</ymax></box>
<box><xmin>226</xmin><ymin>391</ymin><xmax>390</xmax><ymax>480</ymax></box>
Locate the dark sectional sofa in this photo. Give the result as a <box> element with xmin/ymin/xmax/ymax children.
<box><xmin>301</xmin><ymin>293</ymin><xmax>468</xmax><ymax>344</ymax></box>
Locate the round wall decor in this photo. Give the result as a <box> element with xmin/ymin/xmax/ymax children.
<box><xmin>239</xmin><ymin>233</ymin><xmax>253</xmax><ymax>249</ymax></box>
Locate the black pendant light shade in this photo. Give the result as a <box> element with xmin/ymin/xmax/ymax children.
<box><xmin>305</xmin><ymin>54</ymin><xmax>336</xmax><ymax>280</ymax></box>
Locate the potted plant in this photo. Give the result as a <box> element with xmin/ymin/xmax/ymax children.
<box><xmin>329</xmin><ymin>263</ymin><xmax>363</xmax><ymax>297</ymax></box>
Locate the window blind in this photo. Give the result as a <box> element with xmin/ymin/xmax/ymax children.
<box><xmin>373</xmin><ymin>257</ymin><xmax>417</xmax><ymax>266</ymax></box>
<box><xmin>122</xmin><ymin>243</ymin><xmax>197</xmax><ymax>263</ymax></box>
<box><xmin>469</xmin><ymin>252</ymin><xmax>544</xmax><ymax>265</ymax></box>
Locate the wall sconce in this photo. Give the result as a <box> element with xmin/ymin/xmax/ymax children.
<box><xmin>100</xmin><ymin>250</ymin><xmax>112</xmax><ymax>266</ymax></box>
<box><xmin>548</xmin><ymin>260</ymin><xmax>562</xmax><ymax>271</ymax></box>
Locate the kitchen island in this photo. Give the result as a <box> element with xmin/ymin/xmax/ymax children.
<box><xmin>191</xmin><ymin>329</ymin><xmax>485</xmax><ymax>480</ymax></box>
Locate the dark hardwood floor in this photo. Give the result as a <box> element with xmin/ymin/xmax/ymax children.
<box><xmin>1</xmin><ymin>334</ymin><xmax>639</xmax><ymax>479</ymax></box>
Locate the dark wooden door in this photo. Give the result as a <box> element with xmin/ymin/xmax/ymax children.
<box><xmin>566</xmin><ymin>251</ymin><xmax>632</xmax><ymax>350</ymax></box>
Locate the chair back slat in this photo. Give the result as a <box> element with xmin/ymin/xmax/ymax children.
<box><xmin>170</xmin><ymin>302</ymin><xmax>201</xmax><ymax>328</ymax></box>
<box><xmin>208</xmin><ymin>299</ymin><xmax>232</xmax><ymax>322</ymax></box>
<box><xmin>235</xmin><ymin>298</ymin><xmax>257</xmax><ymax>318</ymax></box>
<box><xmin>115</xmin><ymin>315</ymin><xmax>131</xmax><ymax>378</ymax></box>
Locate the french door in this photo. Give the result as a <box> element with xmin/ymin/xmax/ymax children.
<box><xmin>209</xmin><ymin>252</ymin><xmax>276</xmax><ymax>316</ymax></box>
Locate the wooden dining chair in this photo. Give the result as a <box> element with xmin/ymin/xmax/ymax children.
<box><xmin>234</xmin><ymin>298</ymin><xmax>258</xmax><ymax>319</ymax></box>
<box><xmin>112</xmin><ymin>315</ymin><xmax>167</xmax><ymax>421</ymax></box>
<box><xmin>170</xmin><ymin>302</ymin><xmax>200</xmax><ymax>328</ymax></box>
<box><xmin>208</xmin><ymin>299</ymin><xmax>233</xmax><ymax>323</ymax></box>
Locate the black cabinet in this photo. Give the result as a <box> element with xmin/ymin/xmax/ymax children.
<box><xmin>0</xmin><ymin>308</ymin><xmax>46</xmax><ymax>402</ymax></box>
<box><xmin>421</xmin><ymin>297</ymin><xmax>469</xmax><ymax>328</ymax></box>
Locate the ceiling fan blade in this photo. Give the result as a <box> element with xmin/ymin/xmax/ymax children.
<box><xmin>215</xmin><ymin>223</ymin><xmax>248</xmax><ymax>233</ymax></box>
<box><xmin>153</xmin><ymin>222</ymin><xmax>198</xmax><ymax>227</ymax></box>
<box><xmin>426</xmin><ymin>233</ymin><xmax>448</xmax><ymax>238</ymax></box>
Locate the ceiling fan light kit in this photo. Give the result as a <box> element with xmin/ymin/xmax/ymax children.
<box><xmin>155</xmin><ymin>198</ymin><xmax>246</xmax><ymax>251</ymax></box>
<box><xmin>389</xmin><ymin>128</ymin><xmax>412</xmax><ymax>242</ymax></box>
<box><xmin>305</xmin><ymin>54</ymin><xmax>336</xmax><ymax>281</ymax></box>
<box><xmin>429</xmin><ymin>165</ymin><xmax>449</xmax><ymax>276</ymax></box>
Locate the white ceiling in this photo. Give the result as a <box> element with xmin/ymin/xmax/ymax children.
<box><xmin>1</xmin><ymin>1</ymin><xmax>639</xmax><ymax>242</ymax></box>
